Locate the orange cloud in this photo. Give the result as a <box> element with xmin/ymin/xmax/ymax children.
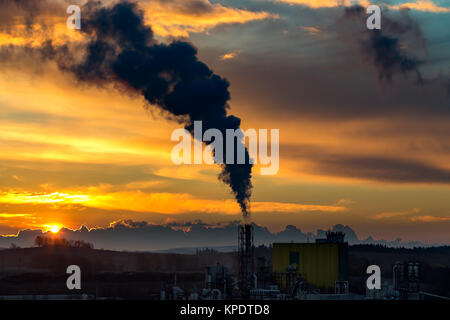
<box><xmin>277</xmin><ymin>0</ymin><xmax>450</xmax><ymax>13</ymax></box>
<box><xmin>0</xmin><ymin>72</ymin><xmax>174</xmax><ymax>166</ymax></box>
<box><xmin>154</xmin><ymin>166</ymin><xmax>218</xmax><ymax>182</ymax></box>
<box><xmin>276</xmin><ymin>0</ymin><xmax>349</xmax><ymax>8</ymax></box>
<box><xmin>0</xmin><ymin>19</ymin><xmax>84</xmax><ymax>46</ymax></box>
<box><xmin>251</xmin><ymin>201</ymin><xmax>346</xmax><ymax>213</ymax></box>
<box><xmin>0</xmin><ymin>191</ymin><xmax>90</xmax><ymax>206</ymax></box>
<box><xmin>138</xmin><ymin>0</ymin><xmax>278</xmax><ymax>37</ymax></box>
<box><xmin>0</xmin><ymin>213</ymin><xmax>32</xmax><ymax>218</ymax></box>
<box><xmin>0</xmin><ymin>0</ymin><xmax>277</xmax><ymax>45</ymax></box>
<box><xmin>388</xmin><ymin>1</ymin><xmax>450</xmax><ymax>13</ymax></box>
<box><xmin>300</xmin><ymin>26</ymin><xmax>322</xmax><ymax>37</ymax></box>
<box><xmin>410</xmin><ymin>216</ymin><xmax>450</xmax><ymax>222</ymax></box>
<box><xmin>0</xmin><ymin>211</ymin><xmax>42</xmax><ymax>234</ymax></box>
<box><xmin>0</xmin><ymin>188</ymin><xmax>346</xmax><ymax>216</ymax></box>
<box><xmin>85</xmin><ymin>191</ymin><xmax>347</xmax><ymax>215</ymax></box>
<box><xmin>220</xmin><ymin>50</ymin><xmax>240</xmax><ymax>60</ymax></box>
<box><xmin>373</xmin><ymin>208</ymin><xmax>421</xmax><ymax>220</ymax></box>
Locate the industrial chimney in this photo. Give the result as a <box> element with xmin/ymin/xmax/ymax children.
<box><xmin>239</xmin><ymin>224</ymin><xmax>254</xmax><ymax>299</ymax></box>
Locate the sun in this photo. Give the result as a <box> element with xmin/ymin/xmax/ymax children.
<box><xmin>45</xmin><ymin>224</ymin><xmax>62</xmax><ymax>233</ymax></box>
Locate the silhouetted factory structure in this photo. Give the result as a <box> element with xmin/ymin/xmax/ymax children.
<box><xmin>272</xmin><ymin>231</ymin><xmax>349</xmax><ymax>293</ymax></box>
<box><xmin>234</xmin><ymin>225</ymin><xmax>351</xmax><ymax>299</ymax></box>
<box><xmin>156</xmin><ymin>224</ymin><xmax>444</xmax><ymax>300</ymax></box>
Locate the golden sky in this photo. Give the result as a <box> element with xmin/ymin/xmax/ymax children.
<box><xmin>0</xmin><ymin>0</ymin><xmax>449</xmax><ymax>243</ymax></box>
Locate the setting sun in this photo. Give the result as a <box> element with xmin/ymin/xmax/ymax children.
<box><xmin>45</xmin><ymin>225</ymin><xmax>62</xmax><ymax>234</ymax></box>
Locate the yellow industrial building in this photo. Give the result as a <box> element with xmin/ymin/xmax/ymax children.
<box><xmin>272</xmin><ymin>233</ymin><xmax>348</xmax><ymax>291</ymax></box>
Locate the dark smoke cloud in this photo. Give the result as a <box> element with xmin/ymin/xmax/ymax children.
<box><xmin>314</xmin><ymin>155</ymin><xmax>450</xmax><ymax>184</ymax></box>
<box><xmin>343</xmin><ymin>5</ymin><xmax>426</xmax><ymax>84</ymax></box>
<box><xmin>284</xmin><ymin>143</ymin><xmax>450</xmax><ymax>184</ymax></box>
<box><xmin>41</xmin><ymin>1</ymin><xmax>253</xmax><ymax>216</ymax></box>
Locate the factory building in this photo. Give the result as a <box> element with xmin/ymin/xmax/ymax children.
<box><xmin>272</xmin><ymin>231</ymin><xmax>349</xmax><ymax>293</ymax></box>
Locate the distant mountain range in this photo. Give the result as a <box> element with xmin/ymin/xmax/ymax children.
<box><xmin>0</xmin><ymin>220</ymin><xmax>442</xmax><ymax>251</ymax></box>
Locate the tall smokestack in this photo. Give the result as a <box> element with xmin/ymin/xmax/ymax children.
<box><xmin>239</xmin><ymin>223</ymin><xmax>254</xmax><ymax>299</ymax></box>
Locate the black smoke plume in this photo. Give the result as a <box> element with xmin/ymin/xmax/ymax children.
<box><xmin>343</xmin><ymin>5</ymin><xmax>426</xmax><ymax>84</ymax></box>
<box><xmin>44</xmin><ymin>1</ymin><xmax>253</xmax><ymax>217</ymax></box>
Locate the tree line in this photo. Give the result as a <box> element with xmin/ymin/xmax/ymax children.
<box><xmin>35</xmin><ymin>235</ymin><xmax>94</xmax><ymax>249</ymax></box>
